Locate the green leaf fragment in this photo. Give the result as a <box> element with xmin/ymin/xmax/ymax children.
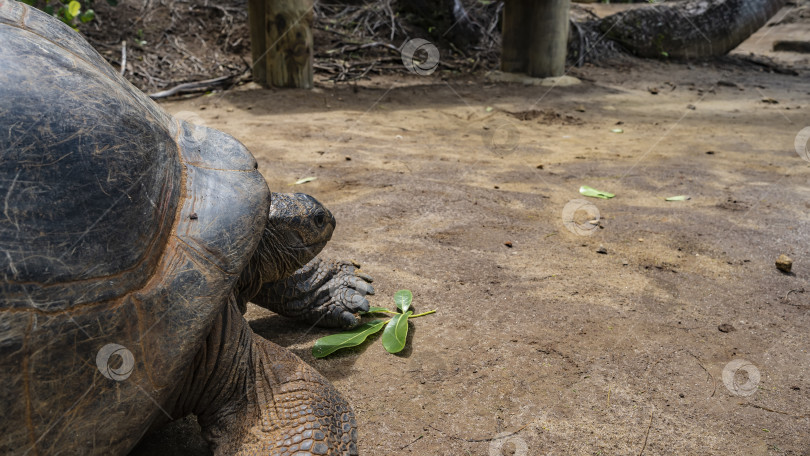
<box><xmin>579</xmin><ymin>185</ymin><xmax>615</xmax><ymax>199</ymax></box>
<box><xmin>611</xmin><ymin>128</ymin><xmax>624</xmax><ymax>133</ymax></box>
<box><xmin>382</xmin><ymin>311</ymin><xmax>412</xmax><ymax>354</ymax></box>
<box><xmin>67</xmin><ymin>0</ymin><xmax>80</xmax><ymax>17</ymax></box>
<box><xmin>362</xmin><ymin>306</ymin><xmax>394</xmax><ymax>314</ymax></box>
<box><xmin>294</xmin><ymin>176</ymin><xmax>317</xmax><ymax>185</ymax></box>
<box><xmin>80</xmin><ymin>9</ymin><xmax>95</xmax><ymax>22</ymax></box>
<box><xmin>393</xmin><ymin>289</ymin><xmax>413</xmax><ymax>313</ymax></box>
<box><xmin>665</xmin><ymin>195</ymin><xmax>690</xmax><ymax>201</ymax></box>
<box><xmin>312</xmin><ymin>320</ymin><xmax>387</xmax><ymax>358</ymax></box>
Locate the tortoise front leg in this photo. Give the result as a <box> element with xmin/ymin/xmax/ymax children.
<box><xmin>250</xmin><ymin>258</ymin><xmax>374</xmax><ymax>329</ymax></box>
<box><xmin>179</xmin><ymin>296</ymin><xmax>358</xmax><ymax>455</ymax></box>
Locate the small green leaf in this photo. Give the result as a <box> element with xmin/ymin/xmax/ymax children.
<box><xmin>579</xmin><ymin>185</ymin><xmax>615</xmax><ymax>199</ymax></box>
<box><xmin>67</xmin><ymin>0</ymin><xmax>80</xmax><ymax>17</ymax></box>
<box><xmin>362</xmin><ymin>306</ymin><xmax>394</xmax><ymax>314</ymax></box>
<box><xmin>382</xmin><ymin>311</ymin><xmax>412</xmax><ymax>354</ymax></box>
<box><xmin>80</xmin><ymin>9</ymin><xmax>95</xmax><ymax>22</ymax></box>
<box><xmin>485</xmin><ymin>106</ymin><xmax>494</xmax><ymax>112</ymax></box>
<box><xmin>394</xmin><ymin>289</ymin><xmax>413</xmax><ymax>313</ymax></box>
<box><xmin>312</xmin><ymin>320</ymin><xmax>387</xmax><ymax>358</ymax></box>
<box><xmin>294</xmin><ymin>176</ymin><xmax>317</xmax><ymax>185</ymax></box>
<box><xmin>611</xmin><ymin>128</ymin><xmax>624</xmax><ymax>134</ymax></box>
<box><xmin>665</xmin><ymin>195</ymin><xmax>690</xmax><ymax>201</ymax></box>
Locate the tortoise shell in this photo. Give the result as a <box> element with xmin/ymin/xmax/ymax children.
<box><xmin>0</xmin><ymin>1</ymin><xmax>270</xmax><ymax>453</ymax></box>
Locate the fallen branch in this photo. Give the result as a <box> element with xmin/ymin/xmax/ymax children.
<box><xmin>725</xmin><ymin>54</ymin><xmax>800</xmax><ymax>75</ymax></box>
<box><xmin>148</xmin><ymin>74</ymin><xmax>240</xmax><ymax>99</ymax></box>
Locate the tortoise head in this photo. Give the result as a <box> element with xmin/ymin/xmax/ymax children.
<box><xmin>253</xmin><ymin>193</ymin><xmax>336</xmax><ymax>283</ymax></box>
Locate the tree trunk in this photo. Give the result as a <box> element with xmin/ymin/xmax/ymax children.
<box><xmin>599</xmin><ymin>0</ymin><xmax>787</xmax><ymax>59</ymax></box>
<box><xmin>248</xmin><ymin>0</ymin><xmax>314</xmax><ymax>89</ymax></box>
<box><xmin>502</xmin><ymin>0</ymin><xmax>570</xmax><ymax>78</ymax></box>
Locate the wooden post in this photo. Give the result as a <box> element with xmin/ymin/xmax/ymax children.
<box><xmin>247</xmin><ymin>0</ymin><xmax>267</xmax><ymax>85</ymax></box>
<box><xmin>500</xmin><ymin>0</ymin><xmax>531</xmax><ymax>73</ymax></box>
<box><xmin>248</xmin><ymin>0</ymin><xmax>314</xmax><ymax>89</ymax></box>
<box><xmin>501</xmin><ymin>0</ymin><xmax>570</xmax><ymax>78</ymax></box>
<box><xmin>529</xmin><ymin>0</ymin><xmax>570</xmax><ymax>77</ymax></box>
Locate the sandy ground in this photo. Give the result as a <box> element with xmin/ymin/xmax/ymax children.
<box><xmin>132</xmin><ymin>7</ymin><xmax>810</xmax><ymax>456</ymax></box>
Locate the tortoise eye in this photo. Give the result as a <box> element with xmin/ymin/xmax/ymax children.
<box><xmin>313</xmin><ymin>213</ymin><xmax>325</xmax><ymax>227</ymax></box>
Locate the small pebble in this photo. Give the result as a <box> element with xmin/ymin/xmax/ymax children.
<box><xmin>718</xmin><ymin>323</ymin><xmax>736</xmax><ymax>333</ymax></box>
<box><xmin>189</xmin><ymin>212</ymin><xmax>198</xmax><ymax>220</ymax></box>
<box><xmin>504</xmin><ymin>241</ymin><xmax>513</xmax><ymax>248</ymax></box>
<box><xmin>776</xmin><ymin>254</ymin><xmax>793</xmax><ymax>273</ymax></box>
<box><xmin>596</xmin><ymin>246</ymin><xmax>607</xmax><ymax>255</ymax></box>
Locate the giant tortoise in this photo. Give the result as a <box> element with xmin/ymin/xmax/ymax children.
<box><xmin>0</xmin><ymin>1</ymin><xmax>374</xmax><ymax>454</ymax></box>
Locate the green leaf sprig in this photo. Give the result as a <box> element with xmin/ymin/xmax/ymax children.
<box><xmin>312</xmin><ymin>289</ymin><xmax>436</xmax><ymax>358</ymax></box>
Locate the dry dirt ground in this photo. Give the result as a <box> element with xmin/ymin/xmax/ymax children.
<box><xmin>132</xmin><ymin>8</ymin><xmax>810</xmax><ymax>456</ymax></box>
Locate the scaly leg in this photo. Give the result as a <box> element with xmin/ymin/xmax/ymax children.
<box><xmin>179</xmin><ymin>296</ymin><xmax>358</xmax><ymax>455</ymax></box>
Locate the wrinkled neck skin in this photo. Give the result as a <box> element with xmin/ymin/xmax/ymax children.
<box><xmin>233</xmin><ymin>192</ymin><xmax>335</xmax><ymax>310</ymax></box>
<box><xmin>234</xmin><ymin>216</ymin><xmax>325</xmax><ymax>311</ymax></box>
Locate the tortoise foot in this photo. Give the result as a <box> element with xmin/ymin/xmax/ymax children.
<box><xmin>253</xmin><ymin>258</ymin><xmax>374</xmax><ymax>329</ymax></box>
